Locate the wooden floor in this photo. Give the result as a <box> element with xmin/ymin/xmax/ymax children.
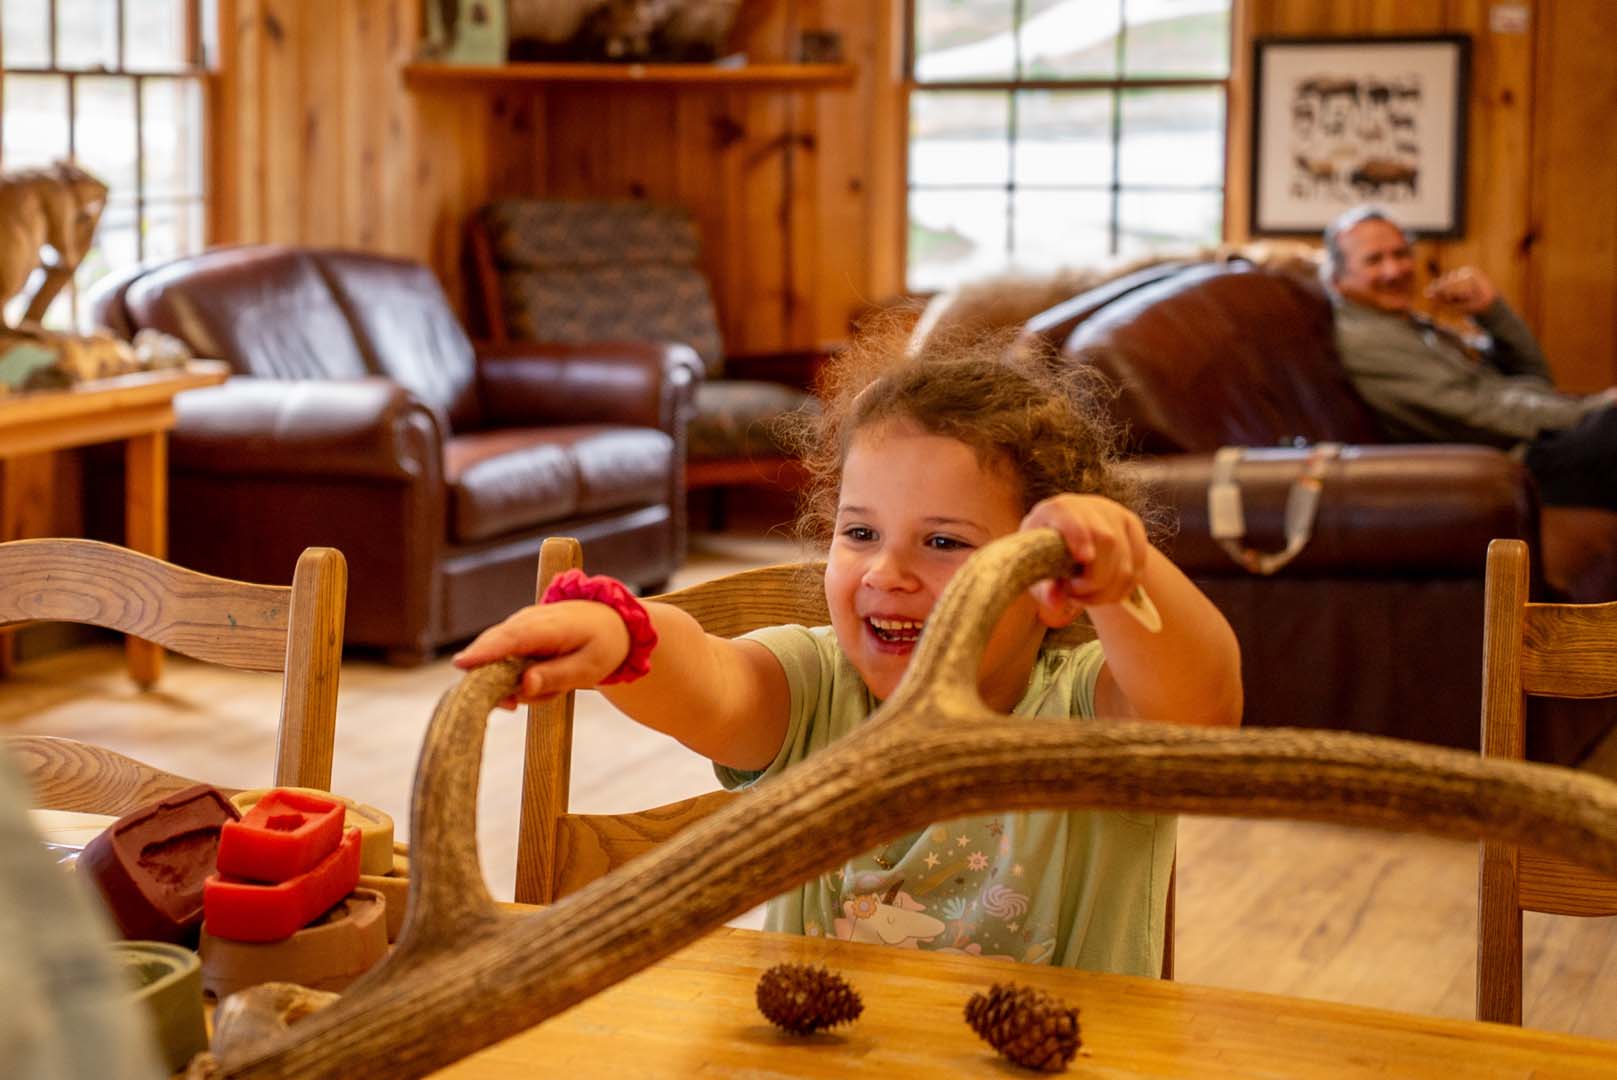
<box><xmin>6</xmin><ymin>527</ymin><xmax>1617</xmax><ymax>1042</ymax></box>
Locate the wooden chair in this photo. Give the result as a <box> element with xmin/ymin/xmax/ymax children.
<box><xmin>0</xmin><ymin>538</ymin><xmax>347</xmax><ymax>814</ymax></box>
<box><xmin>513</xmin><ymin>536</ymin><xmax>1177</xmax><ymax>978</ymax></box>
<box><xmin>1477</xmin><ymin>537</ymin><xmax>1617</xmax><ymax>1024</ymax></box>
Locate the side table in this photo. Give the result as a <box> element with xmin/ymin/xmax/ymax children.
<box><xmin>0</xmin><ymin>360</ymin><xmax>230</xmax><ymax>686</ymax></box>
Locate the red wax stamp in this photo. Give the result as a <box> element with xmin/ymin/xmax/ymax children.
<box><xmin>80</xmin><ymin>784</ymin><xmax>241</xmax><ymax>944</ymax></box>
<box><xmin>216</xmin><ymin>788</ymin><xmax>345</xmax><ymax>883</ymax></box>
<box><xmin>203</xmin><ymin>827</ymin><xmax>362</xmax><ymax>943</ymax></box>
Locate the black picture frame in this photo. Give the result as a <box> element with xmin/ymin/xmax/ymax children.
<box><xmin>1249</xmin><ymin>34</ymin><xmax>1471</xmax><ymax>238</ymax></box>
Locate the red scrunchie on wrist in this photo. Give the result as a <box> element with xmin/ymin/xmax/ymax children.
<box><xmin>540</xmin><ymin>569</ymin><xmax>659</xmax><ymax>684</ymax></box>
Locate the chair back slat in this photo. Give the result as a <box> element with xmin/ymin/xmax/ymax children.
<box><xmin>0</xmin><ymin>538</ymin><xmax>291</xmax><ymax>670</ymax></box>
<box><xmin>552</xmin><ymin>790</ymin><xmax>739</xmax><ymax>900</ymax></box>
<box><xmin>1521</xmin><ymin>602</ymin><xmax>1617</xmax><ymax>698</ymax></box>
<box><xmin>9</xmin><ymin>734</ymin><xmax>217</xmax><ymax>815</ymax></box>
<box><xmin>1518</xmin><ymin>850</ymin><xmax>1617</xmax><ymax>917</ymax></box>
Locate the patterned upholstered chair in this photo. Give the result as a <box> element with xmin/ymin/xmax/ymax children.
<box><xmin>467</xmin><ymin>200</ymin><xmax>816</xmax><ymax>522</ymax></box>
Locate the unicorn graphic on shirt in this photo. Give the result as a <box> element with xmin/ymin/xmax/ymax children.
<box><xmin>834</xmin><ymin>880</ymin><xmax>944</xmax><ymax>947</ymax></box>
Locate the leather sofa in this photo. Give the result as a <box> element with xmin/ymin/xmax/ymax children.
<box><xmin>92</xmin><ymin>245</ymin><xmax>700</xmax><ymax>663</ymax></box>
<box><xmin>1044</xmin><ymin>260</ymin><xmax>1617</xmax><ymax>764</ymax></box>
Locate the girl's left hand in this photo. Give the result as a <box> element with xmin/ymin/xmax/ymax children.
<box><xmin>1021</xmin><ymin>494</ymin><xmax>1150</xmax><ymax>624</ymax></box>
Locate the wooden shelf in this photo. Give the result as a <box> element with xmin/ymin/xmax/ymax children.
<box><xmin>402</xmin><ymin>60</ymin><xmax>855</xmax><ymax>89</ymax></box>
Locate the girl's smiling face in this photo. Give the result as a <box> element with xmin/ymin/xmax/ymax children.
<box><xmin>825</xmin><ymin>420</ymin><xmax>1054</xmax><ymax>708</ymax></box>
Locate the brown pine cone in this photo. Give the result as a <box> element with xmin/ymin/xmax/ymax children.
<box><xmin>964</xmin><ymin>981</ymin><xmax>1081</xmax><ymax>1072</ymax></box>
<box><xmin>755</xmin><ymin>963</ymin><xmax>864</xmax><ymax>1034</ymax></box>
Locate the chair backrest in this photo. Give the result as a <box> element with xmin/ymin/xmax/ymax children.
<box><xmin>466</xmin><ymin>199</ymin><xmax>725</xmax><ymax>376</ymax></box>
<box><xmin>1477</xmin><ymin>537</ymin><xmax>1617</xmax><ymax>1023</ymax></box>
<box><xmin>514</xmin><ymin>536</ymin><xmax>828</xmax><ymax>904</ymax></box>
<box><xmin>0</xmin><ymin>538</ymin><xmax>347</xmax><ymax>813</ymax></box>
<box><xmin>512</xmin><ymin>536</ymin><xmax>1176</xmax><ymax>980</ymax></box>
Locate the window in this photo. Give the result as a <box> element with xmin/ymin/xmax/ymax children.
<box><xmin>1</xmin><ymin>0</ymin><xmax>210</xmax><ymax>329</ymax></box>
<box><xmin>907</xmin><ymin>0</ymin><xmax>1232</xmax><ymax>292</ymax></box>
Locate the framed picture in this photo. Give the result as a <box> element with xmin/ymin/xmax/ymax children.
<box><xmin>1250</xmin><ymin>34</ymin><xmax>1471</xmax><ymax>237</ymax></box>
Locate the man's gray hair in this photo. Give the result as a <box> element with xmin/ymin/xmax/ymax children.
<box><xmin>1321</xmin><ymin>205</ymin><xmax>1410</xmax><ymax>282</ymax></box>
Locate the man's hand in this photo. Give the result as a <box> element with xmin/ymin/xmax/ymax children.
<box><xmin>1425</xmin><ymin>266</ymin><xmax>1499</xmax><ymax>314</ymax></box>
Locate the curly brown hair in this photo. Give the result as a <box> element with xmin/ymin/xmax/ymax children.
<box><xmin>784</xmin><ymin>317</ymin><xmax>1158</xmax><ymax>548</ymax></box>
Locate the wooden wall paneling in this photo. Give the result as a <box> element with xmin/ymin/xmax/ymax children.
<box><xmin>724</xmin><ymin>2</ymin><xmax>794</xmax><ymax>354</ymax></box>
<box><xmin>341</xmin><ymin>0</ymin><xmax>400</xmax><ymax>251</ymax></box>
<box><xmin>487</xmin><ymin>89</ymin><xmax>547</xmax><ymax>198</ymax></box>
<box><xmin>410</xmin><ymin>86</ymin><xmax>491</xmax><ymax>306</ymax></box>
<box><xmin>1528</xmin><ymin>0</ymin><xmax>1617</xmax><ymax>390</ymax></box>
<box><xmin>256</xmin><ymin>0</ymin><xmax>304</xmax><ymax>242</ymax></box>
<box><xmin>1222</xmin><ymin>0</ymin><xmax>1255</xmax><ymax>244</ymax></box>
<box><xmin>211</xmin><ymin>0</ymin><xmax>266</xmax><ymax>243</ymax></box>
<box><xmin>299</xmin><ymin>0</ymin><xmax>346</xmax><ymax>243</ymax></box>
<box><xmin>1438</xmin><ymin>0</ymin><xmax>1535</xmax><ymax>311</ymax></box>
<box><xmin>801</xmin><ymin>0</ymin><xmax>880</xmax><ymax>346</ymax></box>
<box><xmin>863</xmin><ymin>0</ymin><xmax>906</xmax><ymax>304</ymax></box>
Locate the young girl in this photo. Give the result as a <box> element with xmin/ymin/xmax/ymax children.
<box><xmin>454</xmin><ymin>332</ymin><xmax>1242</xmax><ymax>976</ymax></box>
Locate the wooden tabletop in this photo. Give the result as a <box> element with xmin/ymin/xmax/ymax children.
<box><xmin>431</xmin><ymin>926</ymin><xmax>1617</xmax><ymax>1078</ymax></box>
<box><xmin>0</xmin><ymin>361</ymin><xmax>228</xmax><ymax>455</ymax></box>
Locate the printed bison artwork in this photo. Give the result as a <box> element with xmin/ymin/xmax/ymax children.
<box><xmin>1252</xmin><ymin>36</ymin><xmax>1468</xmax><ymax>235</ymax></box>
<box><xmin>1288</xmin><ymin>74</ymin><xmax>1423</xmax><ymax>203</ymax></box>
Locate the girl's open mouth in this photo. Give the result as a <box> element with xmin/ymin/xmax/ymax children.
<box><xmin>867</xmin><ymin>616</ymin><xmax>924</xmax><ymax>646</ymax></box>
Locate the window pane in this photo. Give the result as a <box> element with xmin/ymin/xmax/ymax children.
<box><xmin>1015</xmin><ymin>89</ymin><xmax>1113</xmax><ymax>187</ymax></box>
<box><xmin>127</xmin><ymin>0</ymin><xmax>189</xmax><ymax>69</ymax></box>
<box><xmin>1118</xmin><ymin>87</ymin><xmax>1224</xmax><ymax>188</ymax></box>
<box><xmin>76</xmin><ymin>201</ymin><xmax>136</xmax><ymax>329</ymax></box>
<box><xmin>910</xmin><ymin>91</ymin><xmax>1010</xmax><ymax>187</ymax></box>
<box><xmin>57</xmin><ymin>0</ymin><xmax>118</xmax><ymax>70</ymax></box>
<box><xmin>913</xmin><ymin>0</ymin><xmax>1014</xmax><ymax>82</ymax></box>
<box><xmin>1022</xmin><ymin>0</ymin><xmax>1121</xmax><ymax>80</ymax></box>
<box><xmin>1012</xmin><ymin>189</ymin><xmax>1112</xmax><ymax>270</ymax></box>
<box><xmin>143</xmin><ymin>198</ymin><xmax>205</xmax><ymax>263</ymax></box>
<box><xmin>1123</xmin><ymin>0</ymin><xmax>1230</xmax><ymax>79</ymax></box>
<box><xmin>909</xmin><ymin>188</ymin><xmax>1008</xmax><ymax>292</ymax></box>
<box><xmin>1117</xmin><ymin>189</ymin><xmax>1222</xmax><ymax>255</ymax></box>
<box><xmin>75</xmin><ymin>76</ymin><xmax>137</xmax><ymax>192</ymax></box>
<box><xmin>143</xmin><ymin>78</ymin><xmax>204</xmax><ymax>197</ymax></box>
<box><xmin>3</xmin><ymin>0</ymin><xmax>52</xmax><ymax>66</ymax></box>
<box><xmin>2</xmin><ymin>73</ymin><xmax>70</xmax><ymax>165</ymax></box>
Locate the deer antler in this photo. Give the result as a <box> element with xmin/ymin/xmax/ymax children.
<box><xmin>201</xmin><ymin>530</ymin><xmax>1617</xmax><ymax>1077</ymax></box>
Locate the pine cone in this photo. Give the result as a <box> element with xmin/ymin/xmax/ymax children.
<box><xmin>755</xmin><ymin>963</ymin><xmax>864</xmax><ymax>1034</ymax></box>
<box><xmin>964</xmin><ymin>982</ymin><xmax>1081</xmax><ymax>1072</ymax></box>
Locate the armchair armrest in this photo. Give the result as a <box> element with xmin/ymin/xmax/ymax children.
<box><xmin>475</xmin><ymin>340</ymin><xmax>701</xmax><ymax>433</ymax></box>
<box><xmin>1123</xmin><ymin>444</ymin><xmax>1537</xmax><ymax>577</ymax></box>
<box><xmin>172</xmin><ymin>376</ymin><xmax>444</xmax><ymax>481</ymax></box>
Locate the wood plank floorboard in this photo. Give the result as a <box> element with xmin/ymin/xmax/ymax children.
<box><xmin>5</xmin><ymin>531</ymin><xmax>1617</xmax><ymax>1040</ymax></box>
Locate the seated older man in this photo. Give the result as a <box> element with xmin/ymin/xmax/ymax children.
<box><xmin>1324</xmin><ymin>205</ymin><xmax>1617</xmax><ymax>511</ymax></box>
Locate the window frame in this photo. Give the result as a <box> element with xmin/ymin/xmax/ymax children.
<box><xmin>902</xmin><ymin>0</ymin><xmax>1234</xmax><ymax>290</ymax></box>
<box><xmin>1</xmin><ymin>0</ymin><xmax>210</xmax><ymax>324</ymax></box>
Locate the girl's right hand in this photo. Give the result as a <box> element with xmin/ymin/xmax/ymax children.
<box><xmin>451</xmin><ymin>600</ymin><xmax>631</xmax><ymax>707</ymax></box>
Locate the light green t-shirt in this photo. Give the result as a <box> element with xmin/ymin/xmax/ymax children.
<box><xmin>715</xmin><ymin>624</ymin><xmax>1175</xmax><ymax>977</ymax></box>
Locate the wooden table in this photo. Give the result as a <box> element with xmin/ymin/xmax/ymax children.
<box><xmin>0</xmin><ymin>361</ymin><xmax>229</xmax><ymax>686</ymax></box>
<box><xmin>430</xmin><ymin>926</ymin><xmax>1617</xmax><ymax>1078</ymax></box>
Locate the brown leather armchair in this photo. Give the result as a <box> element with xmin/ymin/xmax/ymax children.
<box><xmin>91</xmin><ymin>245</ymin><xmax>699</xmax><ymax>664</ymax></box>
<box><xmin>1048</xmin><ymin>260</ymin><xmax>1617</xmax><ymax>764</ymax></box>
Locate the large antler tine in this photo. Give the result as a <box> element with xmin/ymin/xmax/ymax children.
<box><xmin>889</xmin><ymin>528</ymin><xmax>1074</xmax><ymax>713</ymax></box>
<box><xmin>199</xmin><ymin>532</ymin><xmax>1617</xmax><ymax>1079</ymax></box>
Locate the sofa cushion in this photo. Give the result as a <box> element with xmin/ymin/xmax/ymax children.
<box><xmin>478</xmin><ymin>199</ymin><xmax>725</xmax><ymax>376</ymax></box>
<box><xmin>124</xmin><ymin>247</ymin><xmax>371</xmax><ymax>381</ymax></box>
<box><xmin>688</xmin><ymin>380</ymin><xmax>815</xmax><ymax>461</ymax></box>
<box><xmin>1068</xmin><ymin>263</ymin><xmax>1388</xmax><ymax>453</ymax></box>
<box><xmin>444</xmin><ymin>425</ymin><xmax>672</xmax><ymax>544</ymax></box>
<box><xmin>312</xmin><ymin>250</ymin><xmax>482</xmax><ymax>432</ymax></box>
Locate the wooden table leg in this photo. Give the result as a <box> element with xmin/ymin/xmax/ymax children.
<box><xmin>125</xmin><ymin>431</ymin><xmax>167</xmax><ymax>688</ymax></box>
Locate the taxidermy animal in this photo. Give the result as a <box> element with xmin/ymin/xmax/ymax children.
<box><xmin>0</xmin><ymin>160</ymin><xmax>107</xmax><ymax>327</ymax></box>
<box><xmin>508</xmin><ymin>0</ymin><xmax>741</xmax><ymax>61</ymax></box>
